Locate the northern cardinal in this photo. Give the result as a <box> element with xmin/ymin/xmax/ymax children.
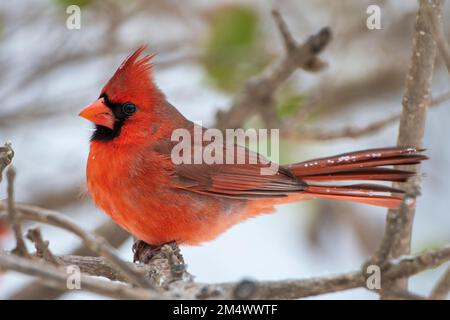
<box><xmin>80</xmin><ymin>47</ymin><xmax>426</xmax><ymax>262</ymax></box>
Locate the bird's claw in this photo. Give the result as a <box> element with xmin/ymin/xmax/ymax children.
<box><xmin>132</xmin><ymin>240</ymin><xmax>159</xmax><ymax>264</ymax></box>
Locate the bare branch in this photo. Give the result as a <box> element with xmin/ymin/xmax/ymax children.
<box><xmin>159</xmin><ymin>243</ymin><xmax>189</xmax><ymax>281</ymax></box>
<box><xmin>2</xmin><ymin>198</ymin><xmax>448</xmax><ymax>300</ymax></box>
<box><xmin>375</xmin><ymin>0</ymin><xmax>441</xmax><ymax>296</ymax></box>
<box><xmin>215</xmin><ymin>20</ymin><xmax>331</xmax><ymax>130</ymax></box>
<box><xmin>175</xmin><ymin>246</ymin><xmax>450</xmax><ymax>299</ymax></box>
<box><xmin>284</xmin><ymin>89</ymin><xmax>450</xmax><ymax>142</ymax></box>
<box><xmin>0</xmin><ymin>250</ymin><xmax>159</xmax><ymax>300</ymax></box>
<box><xmin>57</xmin><ymin>255</ymin><xmax>148</xmax><ymax>283</ymax></box>
<box><xmin>371</xmin><ymin>182</ymin><xmax>421</xmax><ymax>266</ymax></box>
<box><xmin>6</xmin><ymin>166</ymin><xmax>29</xmax><ymax>258</ymax></box>
<box><xmin>3</xmin><ymin>245</ymin><xmax>449</xmax><ymax>300</ymax></box>
<box><xmin>57</xmin><ymin>245</ymin><xmax>189</xmax><ymax>285</ymax></box>
<box><xmin>271</xmin><ymin>8</ymin><xmax>296</xmax><ymax>52</ymax></box>
<box><xmin>426</xmin><ymin>0</ymin><xmax>450</xmax><ymax>75</ymax></box>
<box><xmin>10</xmin><ymin>220</ymin><xmax>130</xmax><ymax>300</ymax></box>
<box><xmin>0</xmin><ymin>142</ymin><xmax>14</xmax><ymax>183</ymax></box>
<box><xmin>286</xmin><ymin>113</ymin><xmax>400</xmax><ymax>141</ymax></box>
<box><xmin>382</xmin><ymin>290</ymin><xmax>427</xmax><ymax>300</ymax></box>
<box><xmin>26</xmin><ymin>226</ymin><xmax>59</xmax><ymax>266</ymax></box>
<box><xmin>430</xmin><ymin>267</ymin><xmax>450</xmax><ymax>299</ymax></box>
<box><xmin>0</xmin><ymin>203</ymin><xmax>153</xmax><ymax>289</ymax></box>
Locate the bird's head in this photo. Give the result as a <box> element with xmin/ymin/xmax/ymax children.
<box><xmin>79</xmin><ymin>46</ymin><xmax>164</xmax><ymax>142</ymax></box>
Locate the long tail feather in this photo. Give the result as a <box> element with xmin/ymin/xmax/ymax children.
<box><xmin>284</xmin><ymin>147</ymin><xmax>426</xmax><ymax>208</ymax></box>
<box><xmin>299</xmin><ymin>168</ymin><xmax>415</xmax><ymax>182</ymax></box>
<box><xmin>301</xmin><ymin>191</ymin><xmax>404</xmax><ymax>208</ymax></box>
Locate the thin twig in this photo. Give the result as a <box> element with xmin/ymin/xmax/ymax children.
<box><xmin>0</xmin><ymin>202</ymin><xmax>153</xmax><ymax>289</ymax></box>
<box><xmin>215</xmin><ymin>13</ymin><xmax>331</xmax><ymax>130</ymax></box>
<box><xmin>6</xmin><ymin>167</ymin><xmax>29</xmax><ymax>257</ymax></box>
<box><xmin>57</xmin><ymin>247</ymin><xmax>189</xmax><ymax>285</ymax></box>
<box><xmin>284</xmin><ymin>90</ymin><xmax>450</xmax><ymax>141</ymax></box>
<box><xmin>0</xmin><ymin>250</ymin><xmax>160</xmax><ymax>300</ymax></box>
<box><xmin>0</xmin><ymin>142</ymin><xmax>14</xmax><ymax>183</ymax></box>
<box><xmin>10</xmin><ymin>220</ymin><xmax>131</xmax><ymax>300</ymax></box>
<box><xmin>287</xmin><ymin>113</ymin><xmax>399</xmax><ymax>141</ymax></box>
<box><xmin>57</xmin><ymin>255</ymin><xmax>149</xmax><ymax>283</ymax></box>
<box><xmin>271</xmin><ymin>8</ymin><xmax>296</xmax><ymax>52</ymax></box>
<box><xmin>26</xmin><ymin>226</ymin><xmax>60</xmax><ymax>266</ymax></box>
<box><xmin>426</xmin><ymin>1</ymin><xmax>450</xmax><ymax>75</ymax></box>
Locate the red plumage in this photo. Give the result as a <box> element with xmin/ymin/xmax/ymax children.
<box><xmin>80</xmin><ymin>47</ymin><xmax>427</xmax><ymax>248</ymax></box>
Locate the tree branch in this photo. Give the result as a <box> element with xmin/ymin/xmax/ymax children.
<box><xmin>26</xmin><ymin>226</ymin><xmax>60</xmax><ymax>266</ymax></box>
<box><xmin>0</xmin><ymin>203</ymin><xmax>153</xmax><ymax>289</ymax></box>
<box><xmin>271</xmin><ymin>8</ymin><xmax>296</xmax><ymax>53</ymax></box>
<box><xmin>284</xmin><ymin>90</ymin><xmax>450</xmax><ymax>141</ymax></box>
<box><xmin>374</xmin><ymin>0</ymin><xmax>441</xmax><ymax>296</ymax></box>
<box><xmin>2</xmin><ymin>245</ymin><xmax>449</xmax><ymax>300</ymax></box>
<box><xmin>0</xmin><ymin>142</ymin><xmax>14</xmax><ymax>183</ymax></box>
<box><xmin>430</xmin><ymin>267</ymin><xmax>450</xmax><ymax>299</ymax></box>
<box><xmin>0</xmin><ymin>250</ymin><xmax>159</xmax><ymax>300</ymax></box>
<box><xmin>6</xmin><ymin>166</ymin><xmax>29</xmax><ymax>258</ymax></box>
<box><xmin>426</xmin><ymin>0</ymin><xmax>450</xmax><ymax>75</ymax></box>
<box><xmin>215</xmin><ymin>10</ymin><xmax>331</xmax><ymax>130</ymax></box>
<box><xmin>10</xmin><ymin>220</ymin><xmax>130</xmax><ymax>300</ymax></box>
<box><xmin>196</xmin><ymin>246</ymin><xmax>450</xmax><ymax>299</ymax></box>
<box><xmin>55</xmin><ymin>244</ymin><xmax>188</xmax><ymax>285</ymax></box>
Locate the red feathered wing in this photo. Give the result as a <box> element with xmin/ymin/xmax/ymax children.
<box><xmin>168</xmin><ymin>142</ymin><xmax>426</xmax><ymax>208</ymax></box>
<box><xmin>172</xmin><ymin>144</ymin><xmax>306</xmax><ymax>199</ymax></box>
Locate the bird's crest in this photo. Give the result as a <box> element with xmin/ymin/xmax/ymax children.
<box><xmin>102</xmin><ymin>46</ymin><xmax>158</xmax><ymax>103</ymax></box>
<box><xmin>117</xmin><ymin>45</ymin><xmax>154</xmax><ymax>74</ymax></box>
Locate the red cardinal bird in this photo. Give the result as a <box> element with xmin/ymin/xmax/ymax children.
<box><xmin>80</xmin><ymin>47</ymin><xmax>427</xmax><ymax>262</ymax></box>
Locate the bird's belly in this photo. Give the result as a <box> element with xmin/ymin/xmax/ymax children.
<box><xmin>89</xmin><ymin>173</ymin><xmax>250</xmax><ymax>245</ymax></box>
<box><xmin>124</xmin><ymin>191</ymin><xmax>250</xmax><ymax>245</ymax></box>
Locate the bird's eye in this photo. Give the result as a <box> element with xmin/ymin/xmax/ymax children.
<box><xmin>122</xmin><ymin>103</ymin><xmax>137</xmax><ymax>115</ymax></box>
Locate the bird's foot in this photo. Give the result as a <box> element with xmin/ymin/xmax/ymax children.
<box><xmin>132</xmin><ymin>240</ymin><xmax>160</xmax><ymax>264</ymax></box>
<box><xmin>132</xmin><ymin>240</ymin><xmax>180</xmax><ymax>264</ymax></box>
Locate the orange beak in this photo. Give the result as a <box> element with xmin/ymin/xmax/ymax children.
<box><xmin>79</xmin><ymin>98</ymin><xmax>115</xmax><ymax>130</ymax></box>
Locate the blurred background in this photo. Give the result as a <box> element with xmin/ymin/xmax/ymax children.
<box><xmin>0</xmin><ymin>0</ymin><xmax>449</xmax><ymax>299</ymax></box>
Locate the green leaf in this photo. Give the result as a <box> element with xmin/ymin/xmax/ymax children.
<box><xmin>203</xmin><ymin>5</ymin><xmax>267</xmax><ymax>93</ymax></box>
